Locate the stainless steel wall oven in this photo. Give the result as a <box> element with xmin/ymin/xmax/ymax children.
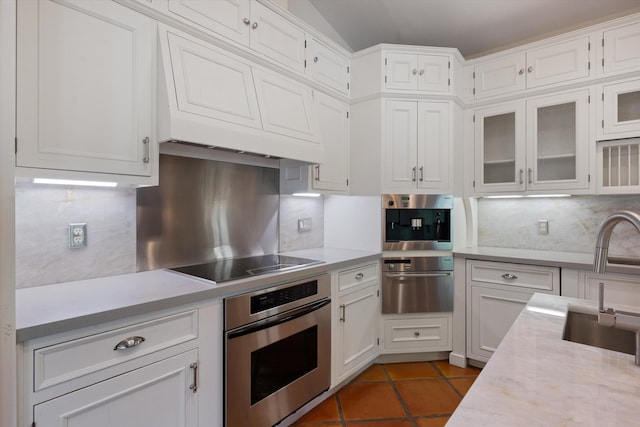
<box><xmin>382</xmin><ymin>194</ymin><xmax>453</xmax><ymax>251</ymax></box>
<box><xmin>224</xmin><ymin>274</ymin><xmax>331</xmax><ymax>427</ymax></box>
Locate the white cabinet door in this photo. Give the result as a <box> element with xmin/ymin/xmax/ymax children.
<box><xmin>16</xmin><ymin>0</ymin><xmax>154</xmax><ymax>177</ymax></box>
<box><xmin>167</xmin><ymin>0</ymin><xmax>250</xmax><ymax>45</ymax></box>
<box><xmin>163</xmin><ymin>28</ymin><xmax>262</xmax><ymax>129</ymax></box>
<box><xmin>603</xmin><ymin>22</ymin><xmax>640</xmax><ymax>75</ymax></box>
<box><xmin>252</xmin><ymin>67</ymin><xmax>320</xmax><ymax>143</ymax></box>
<box><xmin>417</xmin><ymin>102</ymin><xmax>450</xmax><ymax>190</ymax></box>
<box><xmin>469</xmin><ymin>286</ymin><xmax>531</xmax><ymax>362</ymax></box>
<box><xmin>34</xmin><ymin>350</ymin><xmax>198</xmax><ymax>427</ymax></box>
<box><xmin>381</xmin><ymin>315</ymin><xmax>451</xmax><ymax>354</ymax></box>
<box><xmin>473</xmin><ymin>52</ymin><xmax>526</xmax><ymax>99</ymax></box>
<box><xmin>599</xmin><ymin>78</ymin><xmax>640</xmax><ymax>140</ymax></box>
<box><xmin>526</xmin><ymin>89</ymin><xmax>591</xmax><ymax>191</ymax></box>
<box><xmin>526</xmin><ymin>36</ymin><xmax>591</xmax><ymax>89</ymax></box>
<box><xmin>335</xmin><ymin>284</ymin><xmax>379</xmax><ymax>383</ymax></box>
<box><xmin>417</xmin><ymin>54</ymin><xmax>450</xmax><ymax>92</ymax></box>
<box><xmin>474</xmin><ymin>101</ymin><xmax>526</xmax><ymax>193</ymax></box>
<box><xmin>386</xmin><ymin>53</ymin><xmax>450</xmax><ymax>92</ymax></box>
<box><xmin>384</xmin><ymin>101</ymin><xmax>419</xmax><ymax>190</ymax></box>
<box><xmin>307</xmin><ymin>37</ymin><xmax>350</xmax><ymax>95</ymax></box>
<box><xmin>313</xmin><ymin>92</ymin><xmax>349</xmax><ymax>192</ymax></box>
<box><xmin>250</xmin><ymin>1</ymin><xmax>306</xmax><ymax>74</ymax></box>
<box><xmin>385</xmin><ymin>53</ymin><xmax>420</xmax><ymax>91</ymax></box>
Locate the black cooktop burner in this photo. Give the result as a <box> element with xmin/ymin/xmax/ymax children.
<box><xmin>171</xmin><ymin>254</ymin><xmax>323</xmax><ymax>283</ymax></box>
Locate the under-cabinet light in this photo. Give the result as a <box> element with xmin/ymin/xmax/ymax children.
<box><xmin>483</xmin><ymin>194</ymin><xmax>571</xmax><ymax>199</ymax></box>
<box><xmin>525</xmin><ymin>194</ymin><xmax>571</xmax><ymax>198</ymax></box>
<box><xmin>483</xmin><ymin>195</ymin><xmax>525</xmax><ymax>199</ymax></box>
<box><xmin>292</xmin><ymin>192</ymin><xmax>321</xmax><ymax>197</ymax></box>
<box><xmin>33</xmin><ymin>178</ymin><xmax>118</xmax><ymax>188</ymax></box>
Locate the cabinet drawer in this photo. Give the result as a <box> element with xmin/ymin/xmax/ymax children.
<box><xmin>468</xmin><ymin>260</ymin><xmax>558</xmax><ymax>292</ymax></box>
<box><xmin>338</xmin><ymin>263</ymin><xmax>379</xmax><ymax>292</ymax></box>
<box><xmin>34</xmin><ymin>310</ymin><xmax>198</xmax><ymax>391</ymax></box>
<box><xmin>383</xmin><ymin>316</ymin><xmax>451</xmax><ymax>352</ymax></box>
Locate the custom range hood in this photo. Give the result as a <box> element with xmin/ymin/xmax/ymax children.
<box><xmin>156</xmin><ymin>24</ymin><xmax>324</xmax><ymax>164</ymax></box>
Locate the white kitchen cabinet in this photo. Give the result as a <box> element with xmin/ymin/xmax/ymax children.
<box><xmin>385</xmin><ymin>52</ymin><xmax>450</xmax><ymax>93</ymax></box>
<box><xmin>472</xmin><ymin>36</ymin><xmax>591</xmax><ymax>99</ymax></box>
<box><xmin>474</xmin><ymin>89</ymin><xmax>591</xmax><ymax>194</ymax></box>
<box><xmin>597</xmin><ymin>138</ymin><xmax>640</xmax><ymax>193</ymax></box>
<box><xmin>332</xmin><ymin>262</ymin><xmax>379</xmax><ymax>387</ymax></box>
<box><xmin>384</xmin><ymin>100</ymin><xmax>451</xmax><ymax>193</ymax></box>
<box><xmin>598</xmin><ymin>77</ymin><xmax>640</xmax><ymax>141</ymax></box>
<box><xmin>307</xmin><ymin>37</ymin><xmax>350</xmax><ymax>95</ymax></box>
<box><xmin>313</xmin><ymin>92</ymin><xmax>350</xmax><ymax>192</ymax></box>
<box><xmin>164</xmin><ymin>0</ymin><xmax>306</xmax><ymax>73</ymax></box>
<box><xmin>16</xmin><ymin>0</ymin><xmax>156</xmax><ymax>182</ymax></box>
<box><xmin>466</xmin><ymin>260</ymin><xmax>559</xmax><ymax>363</ymax></box>
<box><xmin>380</xmin><ymin>314</ymin><xmax>451</xmax><ymax>354</ymax></box>
<box><xmin>581</xmin><ymin>271</ymin><xmax>640</xmax><ymax>309</ymax></box>
<box><xmin>34</xmin><ymin>350</ymin><xmax>199</xmax><ymax>427</ymax></box>
<box><xmin>601</xmin><ymin>21</ymin><xmax>640</xmax><ymax>75</ymax></box>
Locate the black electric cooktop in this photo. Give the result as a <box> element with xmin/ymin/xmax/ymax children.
<box><xmin>171</xmin><ymin>254</ymin><xmax>323</xmax><ymax>283</ymax></box>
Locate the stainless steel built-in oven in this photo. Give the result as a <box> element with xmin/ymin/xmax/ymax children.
<box><xmin>382</xmin><ymin>194</ymin><xmax>453</xmax><ymax>251</ymax></box>
<box><xmin>382</xmin><ymin>256</ymin><xmax>453</xmax><ymax>314</ymax></box>
<box><xmin>224</xmin><ymin>274</ymin><xmax>331</xmax><ymax>427</ymax></box>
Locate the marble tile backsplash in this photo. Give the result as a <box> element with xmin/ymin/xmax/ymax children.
<box><xmin>279</xmin><ymin>195</ymin><xmax>324</xmax><ymax>252</ymax></box>
<box><xmin>478</xmin><ymin>195</ymin><xmax>640</xmax><ymax>257</ymax></box>
<box><xmin>15</xmin><ymin>183</ymin><xmax>136</xmax><ymax>288</ymax></box>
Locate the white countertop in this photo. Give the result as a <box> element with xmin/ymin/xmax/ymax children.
<box><xmin>16</xmin><ymin>248</ymin><xmax>380</xmax><ymax>342</ymax></box>
<box><xmin>447</xmin><ymin>293</ymin><xmax>640</xmax><ymax>426</ymax></box>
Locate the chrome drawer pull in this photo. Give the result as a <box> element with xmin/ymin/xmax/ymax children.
<box><xmin>113</xmin><ymin>336</ymin><xmax>146</xmax><ymax>351</ymax></box>
<box><xmin>501</xmin><ymin>273</ymin><xmax>518</xmax><ymax>280</ymax></box>
<box><xmin>339</xmin><ymin>304</ymin><xmax>346</xmax><ymax>322</ymax></box>
<box><xmin>189</xmin><ymin>362</ymin><xmax>198</xmax><ymax>393</ymax></box>
<box><xmin>355</xmin><ymin>272</ymin><xmax>364</xmax><ymax>280</ymax></box>
<box><xmin>414</xmin><ymin>331</ymin><xmax>420</xmax><ymax>337</ymax></box>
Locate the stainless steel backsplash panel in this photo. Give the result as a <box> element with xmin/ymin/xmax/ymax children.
<box><xmin>136</xmin><ymin>154</ymin><xmax>279</xmax><ymax>271</ymax></box>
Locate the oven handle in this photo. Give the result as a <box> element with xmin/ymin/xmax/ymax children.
<box><xmin>384</xmin><ymin>272</ymin><xmax>452</xmax><ymax>278</ymax></box>
<box><xmin>226</xmin><ymin>298</ymin><xmax>330</xmax><ymax>340</ymax></box>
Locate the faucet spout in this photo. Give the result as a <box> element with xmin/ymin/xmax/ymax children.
<box><xmin>593</xmin><ymin>210</ymin><xmax>640</xmax><ymax>274</ymax></box>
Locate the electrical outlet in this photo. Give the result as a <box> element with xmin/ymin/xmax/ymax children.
<box><xmin>538</xmin><ymin>220</ymin><xmax>549</xmax><ymax>235</ymax></box>
<box><xmin>298</xmin><ymin>218</ymin><xmax>312</xmax><ymax>232</ymax></box>
<box><xmin>69</xmin><ymin>223</ymin><xmax>87</xmax><ymax>248</ymax></box>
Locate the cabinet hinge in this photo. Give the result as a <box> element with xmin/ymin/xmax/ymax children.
<box><xmin>346</xmin><ymin>111</ymin><xmax>349</xmax><ymax>119</ymax></box>
<box><xmin>602</xmin><ymin>37</ymin><xmax>604</xmax><ymax>47</ymax></box>
<box><xmin>377</xmin><ymin>338</ymin><xmax>380</xmax><ymax>345</ymax></box>
<box><xmin>385</xmin><ymin>57</ymin><xmax>387</xmax><ymax>66</ymax></box>
<box><xmin>346</xmin><ymin>178</ymin><xmax>349</xmax><ymax>186</ymax></box>
<box><xmin>347</xmin><ymin>66</ymin><xmax>350</xmax><ymax>74</ymax></box>
<box><xmin>588</xmin><ymin>61</ymin><xmax>591</xmax><ymax>70</ymax></box>
<box><xmin>472</xmin><ymin>180</ymin><xmax>476</xmax><ymax>188</ymax></box>
<box><xmin>448</xmin><ymin>61</ymin><xmax>451</xmax><ymax>69</ymax></box>
<box><xmin>385</xmin><ymin>75</ymin><xmax>387</xmax><ymax>83</ymax></box>
<box><xmin>602</xmin><ymin>92</ymin><xmax>604</xmax><ymax>101</ymax></box>
<box><xmin>448</xmin><ymin>78</ymin><xmax>451</xmax><ymax>86</ymax></box>
<box><xmin>347</xmin><ymin>82</ymin><xmax>350</xmax><ymax>90</ymax></box>
<box><xmin>602</xmin><ymin>58</ymin><xmax>605</xmax><ymax>67</ymax></box>
<box><xmin>473</xmin><ymin>71</ymin><xmax>476</xmax><ymax>79</ymax></box>
<box><xmin>588</xmin><ymin>95</ymin><xmax>591</xmax><ymax>103</ymax></box>
<box><xmin>602</xmin><ymin>119</ymin><xmax>604</xmax><ymax>128</ymax></box>
<box><xmin>472</xmin><ymin>87</ymin><xmax>476</xmax><ymax>95</ymax></box>
<box><xmin>588</xmin><ymin>42</ymin><xmax>591</xmax><ymax>51</ymax></box>
<box><xmin>15</xmin><ymin>137</ymin><xmax>17</xmax><ymax>154</ymax></box>
<box><xmin>377</xmin><ymin>289</ymin><xmax>380</xmax><ymax>297</ymax></box>
<box><xmin>588</xmin><ymin>174</ymin><xmax>591</xmax><ymax>183</ymax></box>
<box><xmin>473</xmin><ymin>115</ymin><xmax>475</xmax><ymax>123</ymax></box>
<box><xmin>304</xmin><ymin>59</ymin><xmax>307</xmax><ymax>68</ymax></box>
<box><xmin>304</xmin><ymin>40</ymin><xmax>307</xmax><ymax>48</ymax></box>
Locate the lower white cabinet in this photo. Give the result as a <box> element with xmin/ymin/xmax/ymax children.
<box><xmin>466</xmin><ymin>260</ymin><xmax>559</xmax><ymax>363</ymax></box>
<box><xmin>380</xmin><ymin>314</ymin><xmax>451</xmax><ymax>354</ymax></box>
<box><xmin>19</xmin><ymin>301</ymin><xmax>223</xmax><ymax>427</ymax></box>
<box><xmin>332</xmin><ymin>262</ymin><xmax>380</xmax><ymax>387</ymax></box>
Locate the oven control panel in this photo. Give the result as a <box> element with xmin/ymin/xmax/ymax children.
<box><xmin>250</xmin><ymin>281</ymin><xmax>318</xmax><ymax>314</ymax></box>
<box><xmin>383</xmin><ymin>256</ymin><xmax>453</xmax><ymax>272</ymax></box>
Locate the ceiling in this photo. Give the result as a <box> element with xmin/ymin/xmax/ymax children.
<box><xmin>306</xmin><ymin>0</ymin><xmax>640</xmax><ymax>58</ymax></box>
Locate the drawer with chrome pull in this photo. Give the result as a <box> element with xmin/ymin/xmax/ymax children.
<box><xmin>337</xmin><ymin>263</ymin><xmax>379</xmax><ymax>292</ymax></box>
<box><xmin>468</xmin><ymin>260</ymin><xmax>558</xmax><ymax>292</ymax></box>
<box><xmin>33</xmin><ymin>309</ymin><xmax>198</xmax><ymax>391</ymax></box>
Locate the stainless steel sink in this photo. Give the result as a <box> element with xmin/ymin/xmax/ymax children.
<box><xmin>563</xmin><ymin>310</ymin><xmax>636</xmax><ymax>355</ymax></box>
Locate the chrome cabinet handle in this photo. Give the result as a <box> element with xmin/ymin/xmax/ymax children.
<box><xmin>113</xmin><ymin>336</ymin><xmax>145</xmax><ymax>351</ymax></box>
<box><xmin>518</xmin><ymin>69</ymin><xmax>524</xmax><ymax>75</ymax></box>
<box><xmin>355</xmin><ymin>272</ymin><xmax>364</xmax><ymax>280</ymax></box>
<box><xmin>251</xmin><ymin>22</ymin><xmax>258</xmax><ymax>29</ymax></box>
<box><xmin>189</xmin><ymin>362</ymin><xmax>198</xmax><ymax>393</ymax></box>
<box><xmin>412</xmin><ymin>167</ymin><xmax>417</xmax><ymax>182</ymax></box>
<box><xmin>528</xmin><ymin>66</ymin><xmax>533</xmax><ymax>73</ymax></box>
<box><xmin>142</xmin><ymin>137</ymin><xmax>150</xmax><ymax>164</ymax></box>
<box><xmin>385</xmin><ymin>272</ymin><xmax>451</xmax><ymax>278</ymax></box>
<box><xmin>412</xmin><ymin>68</ymin><xmax>418</xmax><ymax>75</ymax></box>
<box><xmin>419</xmin><ymin>166</ymin><xmax>424</xmax><ymax>182</ymax></box>
<box><xmin>339</xmin><ymin>304</ymin><xmax>346</xmax><ymax>322</ymax></box>
<box><xmin>528</xmin><ymin>168</ymin><xmax>533</xmax><ymax>184</ymax></box>
<box><xmin>419</xmin><ymin>69</ymin><xmax>424</xmax><ymax>75</ymax></box>
<box><xmin>414</xmin><ymin>331</ymin><xmax>420</xmax><ymax>337</ymax></box>
<box><xmin>313</xmin><ymin>56</ymin><xmax>318</xmax><ymax>63</ymax></box>
<box><xmin>314</xmin><ymin>164</ymin><xmax>320</xmax><ymax>181</ymax></box>
<box><xmin>243</xmin><ymin>18</ymin><xmax>250</xmax><ymax>25</ymax></box>
<box><xmin>501</xmin><ymin>273</ymin><xmax>518</xmax><ymax>280</ymax></box>
<box><xmin>519</xmin><ymin>168</ymin><xmax>524</xmax><ymax>184</ymax></box>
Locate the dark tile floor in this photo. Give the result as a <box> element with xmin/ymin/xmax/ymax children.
<box><xmin>292</xmin><ymin>361</ymin><xmax>481</xmax><ymax>427</ymax></box>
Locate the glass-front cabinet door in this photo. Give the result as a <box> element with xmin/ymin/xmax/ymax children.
<box><xmin>599</xmin><ymin>78</ymin><xmax>640</xmax><ymax>140</ymax></box>
<box><xmin>526</xmin><ymin>89</ymin><xmax>590</xmax><ymax>191</ymax></box>
<box><xmin>474</xmin><ymin>101</ymin><xmax>526</xmax><ymax>193</ymax></box>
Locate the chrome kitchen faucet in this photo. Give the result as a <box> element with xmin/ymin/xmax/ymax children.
<box><xmin>593</xmin><ymin>210</ymin><xmax>640</xmax><ymax>365</ymax></box>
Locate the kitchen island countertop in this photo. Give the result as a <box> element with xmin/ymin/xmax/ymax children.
<box><xmin>16</xmin><ymin>247</ymin><xmax>380</xmax><ymax>342</ymax></box>
<box><xmin>447</xmin><ymin>293</ymin><xmax>640</xmax><ymax>426</ymax></box>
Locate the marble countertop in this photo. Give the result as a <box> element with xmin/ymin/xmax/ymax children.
<box><xmin>454</xmin><ymin>246</ymin><xmax>640</xmax><ymax>275</ymax></box>
<box><xmin>447</xmin><ymin>293</ymin><xmax>640</xmax><ymax>426</ymax></box>
<box><xmin>16</xmin><ymin>247</ymin><xmax>380</xmax><ymax>342</ymax></box>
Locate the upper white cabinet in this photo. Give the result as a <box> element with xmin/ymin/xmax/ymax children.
<box><xmin>384</xmin><ymin>100</ymin><xmax>451</xmax><ymax>193</ymax></box>
<box><xmin>16</xmin><ymin>0</ymin><xmax>156</xmax><ymax>183</ymax></box>
<box><xmin>158</xmin><ymin>25</ymin><xmax>322</xmax><ymax>163</ymax></box>
<box><xmin>163</xmin><ymin>0</ymin><xmax>306</xmax><ymax>73</ymax></box>
<box><xmin>313</xmin><ymin>92</ymin><xmax>350</xmax><ymax>192</ymax></box>
<box><xmin>385</xmin><ymin>52</ymin><xmax>450</xmax><ymax>92</ymax></box>
<box><xmin>472</xmin><ymin>36</ymin><xmax>592</xmax><ymax>100</ymax></box>
<box><xmin>474</xmin><ymin>89</ymin><xmax>591</xmax><ymax>194</ymax></box>
<box><xmin>307</xmin><ymin>37</ymin><xmax>350</xmax><ymax>95</ymax></box>
<box><xmin>601</xmin><ymin>21</ymin><xmax>640</xmax><ymax>75</ymax></box>
<box><xmin>598</xmin><ymin>77</ymin><xmax>640</xmax><ymax>140</ymax></box>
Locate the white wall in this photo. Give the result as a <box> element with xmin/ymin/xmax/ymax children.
<box><xmin>279</xmin><ymin>195</ymin><xmax>324</xmax><ymax>251</ymax></box>
<box><xmin>323</xmin><ymin>195</ymin><xmax>381</xmax><ymax>251</ymax></box>
<box><xmin>287</xmin><ymin>0</ymin><xmax>352</xmax><ymax>51</ymax></box>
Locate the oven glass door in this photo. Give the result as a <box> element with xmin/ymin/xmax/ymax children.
<box><xmin>225</xmin><ymin>300</ymin><xmax>330</xmax><ymax>427</ymax></box>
